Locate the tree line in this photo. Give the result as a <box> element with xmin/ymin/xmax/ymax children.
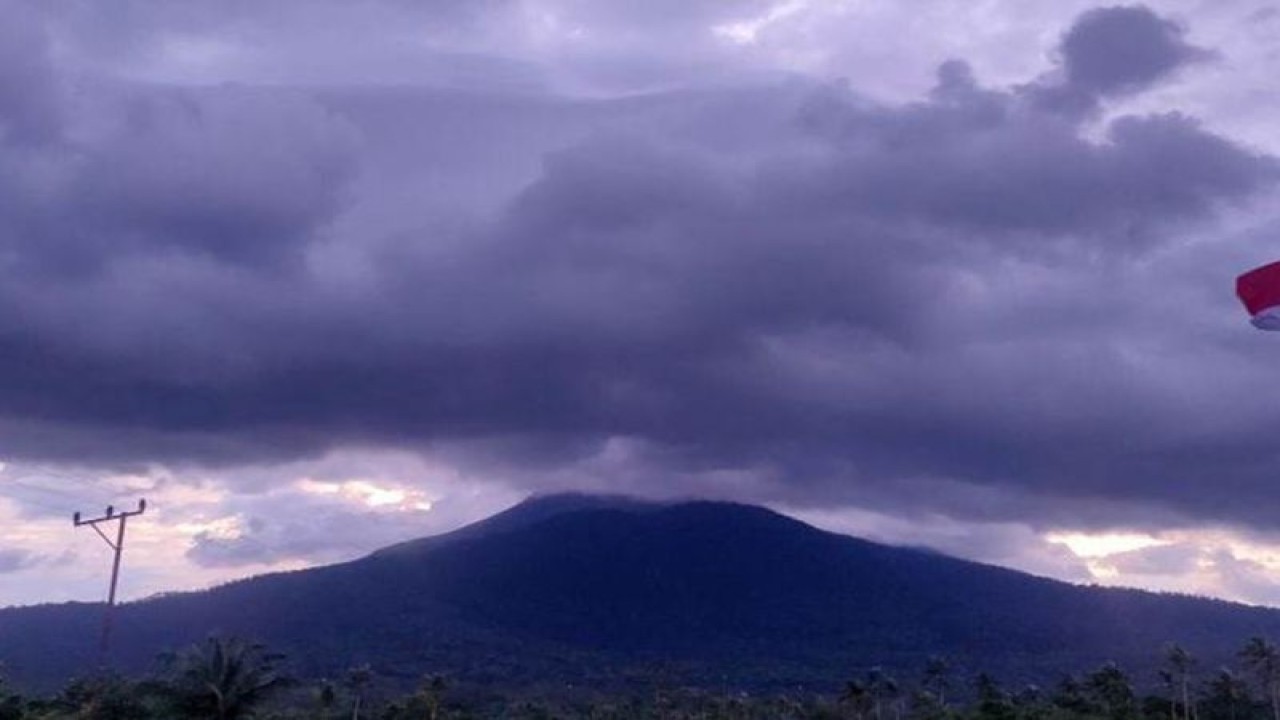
<box><xmin>4</xmin><ymin>636</ymin><xmax>1280</xmax><ymax>719</ymax></box>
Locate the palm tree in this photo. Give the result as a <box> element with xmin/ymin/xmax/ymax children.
<box><xmin>417</xmin><ymin>675</ymin><xmax>447</xmax><ymax>720</ymax></box>
<box><xmin>973</xmin><ymin>673</ymin><xmax>1014</xmax><ymax>720</ymax></box>
<box><xmin>161</xmin><ymin>636</ymin><xmax>291</xmax><ymax>720</ymax></box>
<box><xmin>1241</xmin><ymin>636</ymin><xmax>1280</xmax><ymax>720</ymax></box>
<box><xmin>48</xmin><ymin>674</ymin><xmax>154</xmax><ymax>720</ymax></box>
<box><xmin>840</xmin><ymin>678</ymin><xmax>872</xmax><ymax>720</ymax></box>
<box><xmin>1163</xmin><ymin>643</ymin><xmax>1198</xmax><ymax>720</ymax></box>
<box><xmin>315</xmin><ymin>680</ymin><xmax>338</xmax><ymax>719</ymax></box>
<box><xmin>1085</xmin><ymin>662</ymin><xmax>1136</xmax><ymax>720</ymax></box>
<box><xmin>1205</xmin><ymin>668</ymin><xmax>1251</xmax><ymax>720</ymax></box>
<box><xmin>0</xmin><ymin>671</ymin><xmax>22</xmax><ymax>720</ymax></box>
<box><xmin>1012</xmin><ymin>684</ymin><xmax>1046</xmax><ymax>720</ymax></box>
<box><xmin>867</xmin><ymin>668</ymin><xmax>900</xmax><ymax>720</ymax></box>
<box><xmin>346</xmin><ymin>664</ymin><xmax>373</xmax><ymax>720</ymax></box>
<box><xmin>1051</xmin><ymin>674</ymin><xmax>1091</xmax><ymax>715</ymax></box>
<box><xmin>922</xmin><ymin>656</ymin><xmax>951</xmax><ymax>709</ymax></box>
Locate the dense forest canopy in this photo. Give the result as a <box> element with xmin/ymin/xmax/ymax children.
<box><xmin>5</xmin><ymin>635</ymin><xmax>1280</xmax><ymax>720</ymax></box>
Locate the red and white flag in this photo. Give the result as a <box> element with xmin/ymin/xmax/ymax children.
<box><xmin>1237</xmin><ymin>260</ymin><xmax>1280</xmax><ymax>330</ymax></box>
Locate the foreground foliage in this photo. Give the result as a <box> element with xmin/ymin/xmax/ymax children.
<box><xmin>8</xmin><ymin>637</ymin><xmax>1280</xmax><ymax>719</ymax></box>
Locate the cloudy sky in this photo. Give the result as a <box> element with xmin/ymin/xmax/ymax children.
<box><xmin>5</xmin><ymin>0</ymin><xmax>1280</xmax><ymax>608</ymax></box>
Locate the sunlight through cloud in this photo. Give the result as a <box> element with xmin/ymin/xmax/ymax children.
<box><xmin>1045</xmin><ymin>531</ymin><xmax>1168</xmax><ymax>558</ymax></box>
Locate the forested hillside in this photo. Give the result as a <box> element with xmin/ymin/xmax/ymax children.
<box><xmin>4</xmin><ymin>496</ymin><xmax>1280</xmax><ymax>695</ymax></box>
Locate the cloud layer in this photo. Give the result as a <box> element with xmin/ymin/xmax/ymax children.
<box><xmin>2</xmin><ymin>4</ymin><xmax>1278</xmax><ymax>517</ymax></box>
<box><xmin>4</xmin><ymin>1</ymin><xmax>1280</xmax><ymax>605</ymax></box>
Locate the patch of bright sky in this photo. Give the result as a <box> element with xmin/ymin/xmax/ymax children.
<box><xmin>789</xmin><ymin>501</ymin><xmax>1280</xmax><ymax>606</ymax></box>
<box><xmin>1045</xmin><ymin>531</ymin><xmax>1168</xmax><ymax>582</ymax></box>
<box><xmin>7</xmin><ymin>447</ymin><xmax>1280</xmax><ymax>608</ymax></box>
<box><xmin>0</xmin><ymin>468</ymin><xmax>304</xmax><ymax>607</ymax></box>
<box><xmin>296</xmin><ymin>478</ymin><xmax>435</xmax><ymax>511</ymax></box>
<box><xmin>158</xmin><ymin>34</ymin><xmax>242</xmax><ymax>79</ymax></box>
<box><xmin>0</xmin><ymin>451</ymin><xmax>521</xmax><ymax>608</ymax></box>
<box><xmin>1045</xmin><ymin>531</ymin><xmax>1167</xmax><ymax>558</ymax></box>
<box><xmin>713</xmin><ymin>0</ymin><xmax>808</xmax><ymax>45</ymax></box>
<box><xmin>521</xmin><ymin>4</ymin><xmax>588</xmax><ymax>45</ymax></box>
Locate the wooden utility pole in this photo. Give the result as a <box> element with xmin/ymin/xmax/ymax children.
<box><xmin>73</xmin><ymin>498</ymin><xmax>146</xmax><ymax>664</ymax></box>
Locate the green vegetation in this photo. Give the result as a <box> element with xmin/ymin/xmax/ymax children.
<box><xmin>11</xmin><ymin>636</ymin><xmax>1280</xmax><ymax>719</ymax></box>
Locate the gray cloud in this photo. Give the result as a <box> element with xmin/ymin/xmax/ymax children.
<box><xmin>1100</xmin><ymin>544</ymin><xmax>1280</xmax><ymax>607</ymax></box>
<box><xmin>1026</xmin><ymin>5</ymin><xmax>1210</xmax><ymax>117</ymax></box>
<box><xmin>0</xmin><ymin>548</ymin><xmax>37</xmax><ymax>574</ymax></box>
<box><xmin>64</xmin><ymin>86</ymin><xmax>359</xmax><ymax>270</ymax></box>
<box><xmin>1060</xmin><ymin>5</ymin><xmax>1208</xmax><ymax>97</ymax></box>
<box><xmin>185</xmin><ymin>509</ymin><xmax>421</xmax><ymax>568</ymax></box>
<box><xmin>1102</xmin><ymin>543</ymin><xmax>1202</xmax><ymax>575</ymax></box>
<box><xmin>1207</xmin><ymin>548</ymin><xmax>1280</xmax><ymax>606</ymax></box>
<box><xmin>0</xmin><ymin>3</ymin><xmax>1277</xmax><ymax>541</ymax></box>
<box><xmin>797</xmin><ymin>73</ymin><xmax>1272</xmax><ymax>243</ymax></box>
<box><xmin>181</xmin><ymin>483</ymin><xmax>508</xmax><ymax>568</ymax></box>
<box><xmin>0</xmin><ymin>1</ymin><xmax>59</xmax><ymax>145</ymax></box>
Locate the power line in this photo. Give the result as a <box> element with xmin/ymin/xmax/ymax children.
<box><xmin>73</xmin><ymin>498</ymin><xmax>147</xmax><ymax>667</ymax></box>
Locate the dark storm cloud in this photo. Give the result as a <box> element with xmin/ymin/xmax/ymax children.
<box><xmin>1</xmin><ymin>3</ymin><xmax>1279</xmax><ymax>532</ymax></box>
<box><xmin>1059</xmin><ymin>5</ymin><xmax>1208</xmax><ymax>97</ymax></box>
<box><xmin>13</xmin><ymin>85</ymin><xmax>359</xmax><ymax>274</ymax></box>
<box><xmin>797</xmin><ymin>75</ymin><xmax>1265</xmax><ymax>244</ymax></box>
<box><xmin>1028</xmin><ymin>5</ymin><xmax>1210</xmax><ymax>117</ymax></box>
<box><xmin>68</xmin><ymin>88</ymin><xmax>359</xmax><ymax>269</ymax></box>
<box><xmin>0</xmin><ymin>2</ymin><xmax>59</xmax><ymax>145</ymax></box>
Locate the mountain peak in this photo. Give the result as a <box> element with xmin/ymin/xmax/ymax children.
<box><xmin>9</xmin><ymin>492</ymin><xmax>1280</xmax><ymax>693</ymax></box>
<box><xmin>370</xmin><ymin>492</ymin><xmax>659</xmax><ymax>559</ymax></box>
<box><xmin>504</xmin><ymin>491</ymin><xmax>660</xmax><ymax>516</ymax></box>
<box><xmin>371</xmin><ymin>492</ymin><xmax>805</xmax><ymax>560</ymax></box>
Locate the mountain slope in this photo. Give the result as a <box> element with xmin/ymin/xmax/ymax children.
<box><xmin>3</xmin><ymin>494</ymin><xmax>1278</xmax><ymax>692</ymax></box>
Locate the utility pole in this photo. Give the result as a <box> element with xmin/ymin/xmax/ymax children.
<box><xmin>74</xmin><ymin>498</ymin><xmax>146</xmax><ymax>665</ymax></box>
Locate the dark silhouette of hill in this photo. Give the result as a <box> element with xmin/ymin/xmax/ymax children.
<box><xmin>4</xmin><ymin>494</ymin><xmax>1280</xmax><ymax>692</ymax></box>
